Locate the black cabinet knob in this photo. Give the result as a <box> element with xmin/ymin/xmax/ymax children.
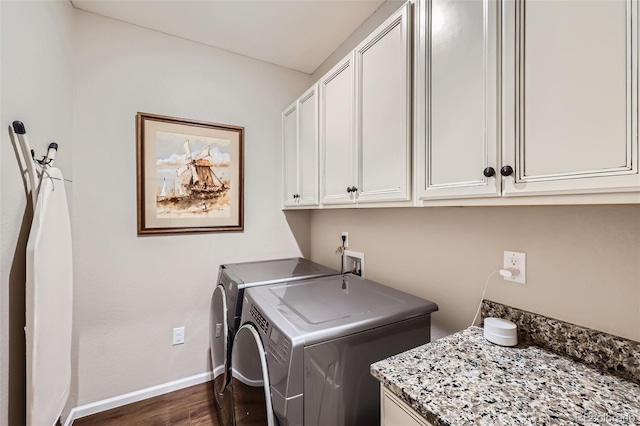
<box><xmin>350</xmin><ymin>186</ymin><xmax>358</xmax><ymax>193</ymax></box>
<box><xmin>483</xmin><ymin>167</ymin><xmax>495</xmax><ymax>178</ymax></box>
<box><xmin>346</xmin><ymin>187</ymin><xmax>352</xmax><ymax>193</ymax></box>
<box><xmin>500</xmin><ymin>165</ymin><xmax>514</xmax><ymax>177</ymax></box>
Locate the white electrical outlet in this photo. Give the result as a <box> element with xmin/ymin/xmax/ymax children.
<box><xmin>172</xmin><ymin>327</ymin><xmax>185</xmax><ymax>345</ymax></box>
<box><xmin>341</xmin><ymin>232</ymin><xmax>349</xmax><ymax>248</ymax></box>
<box><xmin>503</xmin><ymin>251</ymin><xmax>526</xmax><ymax>284</ymax></box>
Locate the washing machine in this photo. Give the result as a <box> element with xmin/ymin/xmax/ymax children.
<box><xmin>210</xmin><ymin>258</ymin><xmax>338</xmax><ymax>425</ymax></box>
<box><xmin>231</xmin><ymin>274</ymin><xmax>438</xmax><ymax>426</ymax></box>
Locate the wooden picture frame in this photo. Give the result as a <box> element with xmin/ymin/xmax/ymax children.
<box><xmin>136</xmin><ymin>112</ymin><xmax>244</xmax><ymax>234</ymax></box>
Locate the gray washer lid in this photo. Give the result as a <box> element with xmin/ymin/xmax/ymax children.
<box><xmin>222</xmin><ymin>257</ymin><xmax>338</xmax><ymax>285</ymax></box>
<box><xmin>248</xmin><ymin>274</ymin><xmax>438</xmax><ymax>346</ymax></box>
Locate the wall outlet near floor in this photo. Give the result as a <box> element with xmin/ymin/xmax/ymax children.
<box><xmin>503</xmin><ymin>251</ymin><xmax>526</xmax><ymax>284</ymax></box>
<box><xmin>172</xmin><ymin>327</ymin><xmax>185</xmax><ymax>345</ymax></box>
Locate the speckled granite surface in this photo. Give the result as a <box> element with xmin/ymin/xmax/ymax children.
<box><xmin>371</xmin><ymin>327</ymin><xmax>640</xmax><ymax>425</ymax></box>
<box><xmin>481</xmin><ymin>300</ymin><xmax>640</xmax><ymax>384</ymax></box>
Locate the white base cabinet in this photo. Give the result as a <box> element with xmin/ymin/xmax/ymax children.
<box><xmin>381</xmin><ymin>386</ymin><xmax>434</xmax><ymax>426</ymax></box>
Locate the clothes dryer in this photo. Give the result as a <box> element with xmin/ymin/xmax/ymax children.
<box><xmin>210</xmin><ymin>258</ymin><xmax>338</xmax><ymax>425</ymax></box>
<box><xmin>231</xmin><ymin>274</ymin><xmax>438</xmax><ymax>426</ymax></box>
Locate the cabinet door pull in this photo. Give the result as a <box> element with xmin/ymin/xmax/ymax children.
<box><xmin>500</xmin><ymin>165</ymin><xmax>514</xmax><ymax>177</ymax></box>
<box><xmin>346</xmin><ymin>187</ymin><xmax>353</xmax><ymax>193</ymax></box>
<box><xmin>483</xmin><ymin>167</ymin><xmax>496</xmax><ymax>178</ymax></box>
<box><xmin>351</xmin><ymin>186</ymin><xmax>358</xmax><ymax>193</ymax></box>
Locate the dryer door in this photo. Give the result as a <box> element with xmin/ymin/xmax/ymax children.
<box><xmin>210</xmin><ymin>285</ymin><xmax>230</xmax><ymax>395</ymax></box>
<box><xmin>232</xmin><ymin>324</ymin><xmax>276</xmax><ymax>426</ymax></box>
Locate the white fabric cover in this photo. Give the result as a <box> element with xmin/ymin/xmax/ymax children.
<box><xmin>25</xmin><ymin>167</ymin><xmax>73</xmax><ymax>426</ymax></box>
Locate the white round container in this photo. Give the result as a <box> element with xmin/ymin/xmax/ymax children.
<box><xmin>483</xmin><ymin>317</ymin><xmax>518</xmax><ymax>347</ymax></box>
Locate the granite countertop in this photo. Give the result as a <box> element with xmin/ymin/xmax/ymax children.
<box><xmin>371</xmin><ymin>326</ymin><xmax>640</xmax><ymax>425</ymax></box>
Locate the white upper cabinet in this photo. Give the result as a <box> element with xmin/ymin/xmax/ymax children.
<box><xmin>282</xmin><ymin>101</ymin><xmax>299</xmax><ymax>207</ymax></box>
<box><xmin>287</xmin><ymin>0</ymin><xmax>640</xmax><ymax>209</ymax></box>
<box><xmin>298</xmin><ymin>87</ymin><xmax>319</xmax><ymax>205</ymax></box>
<box><xmin>320</xmin><ymin>54</ymin><xmax>357</xmax><ymax>205</ymax></box>
<box><xmin>417</xmin><ymin>0</ymin><xmax>500</xmax><ymax>200</ymax></box>
<box><xmin>282</xmin><ymin>85</ymin><xmax>320</xmax><ymax>207</ymax></box>
<box><xmin>320</xmin><ymin>3</ymin><xmax>412</xmax><ymax>205</ymax></box>
<box><xmin>355</xmin><ymin>2</ymin><xmax>412</xmax><ymax>203</ymax></box>
<box><xmin>502</xmin><ymin>0</ymin><xmax>639</xmax><ymax>196</ymax></box>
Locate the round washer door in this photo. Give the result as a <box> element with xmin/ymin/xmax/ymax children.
<box><xmin>210</xmin><ymin>285</ymin><xmax>229</xmax><ymax>395</ymax></box>
<box><xmin>232</xmin><ymin>324</ymin><xmax>275</xmax><ymax>426</ymax></box>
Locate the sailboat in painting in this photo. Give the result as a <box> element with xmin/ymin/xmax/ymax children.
<box><xmin>159</xmin><ymin>178</ymin><xmax>167</xmax><ymax>200</ymax></box>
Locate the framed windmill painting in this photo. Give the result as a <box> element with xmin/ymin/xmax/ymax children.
<box><xmin>136</xmin><ymin>112</ymin><xmax>244</xmax><ymax>234</ymax></box>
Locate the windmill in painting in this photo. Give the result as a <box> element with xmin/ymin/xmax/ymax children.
<box><xmin>155</xmin><ymin>133</ymin><xmax>231</xmax><ymax>218</ymax></box>
<box><xmin>177</xmin><ymin>140</ymin><xmax>227</xmax><ymax>196</ymax></box>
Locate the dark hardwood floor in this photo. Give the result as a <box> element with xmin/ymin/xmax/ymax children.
<box><xmin>73</xmin><ymin>382</ymin><xmax>221</xmax><ymax>426</ymax></box>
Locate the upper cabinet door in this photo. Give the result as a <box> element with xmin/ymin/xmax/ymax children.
<box><xmin>320</xmin><ymin>54</ymin><xmax>357</xmax><ymax>204</ymax></box>
<box><xmin>417</xmin><ymin>0</ymin><xmax>500</xmax><ymax>200</ymax></box>
<box><xmin>282</xmin><ymin>101</ymin><xmax>299</xmax><ymax>207</ymax></box>
<box><xmin>298</xmin><ymin>86</ymin><xmax>319</xmax><ymax>206</ymax></box>
<box><xmin>502</xmin><ymin>0</ymin><xmax>639</xmax><ymax>196</ymax></box>
<box><xmin>355</xmin><ymin>3</ymin><xmax>412</xmax><ymax>203</ymax></box>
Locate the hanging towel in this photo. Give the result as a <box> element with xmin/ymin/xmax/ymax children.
<box><xmin>25</xmin><ymin>167</ymin><xmax>73</xmax><ymax>426</ymax></box>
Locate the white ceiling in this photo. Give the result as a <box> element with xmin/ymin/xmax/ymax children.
<box><xmin>71</xmin><ymin>0</ymin><xmax>385</xmax><ymax>74</ymax></box>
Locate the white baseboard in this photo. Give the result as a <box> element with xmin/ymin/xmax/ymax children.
<box><xmin>63</xmin><ymin>371</ymin><xmax>213</xmax><ymax>426</ymax></box>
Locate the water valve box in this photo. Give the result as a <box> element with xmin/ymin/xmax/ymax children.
<box><xmin>343</xmin><ymin>250</ymin><xmax>364</xmax><ymax>278</ymax></box>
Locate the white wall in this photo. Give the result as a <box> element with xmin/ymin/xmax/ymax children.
<box><xmin>0</xmin><ymin>1</ymin><xmax>75</xmax><ymax>425</ymax></box>
<box><xmin>70</xmin><ymin>9</ymin><xmax>313</xmax><ymax>410</ymax></box>
<box><xmin>310</xmin><ymin>206</ymin><xmax>640</xmax><ymax>341</ymax></box>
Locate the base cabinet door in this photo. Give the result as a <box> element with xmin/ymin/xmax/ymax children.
<box><xmin>417</xmin><ymin>0</ymin><xmax>500</xmax><ymax>200</ymax></box>
<box><xmin>381</xmin><ymin>387</ymin><xmax>434</xmax><ymax>426</ymax></box>
<box><xmin>502</xmin><ymin>0</ymin><xmax>639</xmax><ymax>197</ymax></box>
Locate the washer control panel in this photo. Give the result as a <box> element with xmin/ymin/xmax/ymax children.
<box><xmin>268</xmin><ymin>327</ymin><xmax>290</xmax><ymax>366</ymax></box>
<box><xmin>250</xmin><ymin>304</ymin><xmax>269</xmax><ymax>334</ymax></box>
